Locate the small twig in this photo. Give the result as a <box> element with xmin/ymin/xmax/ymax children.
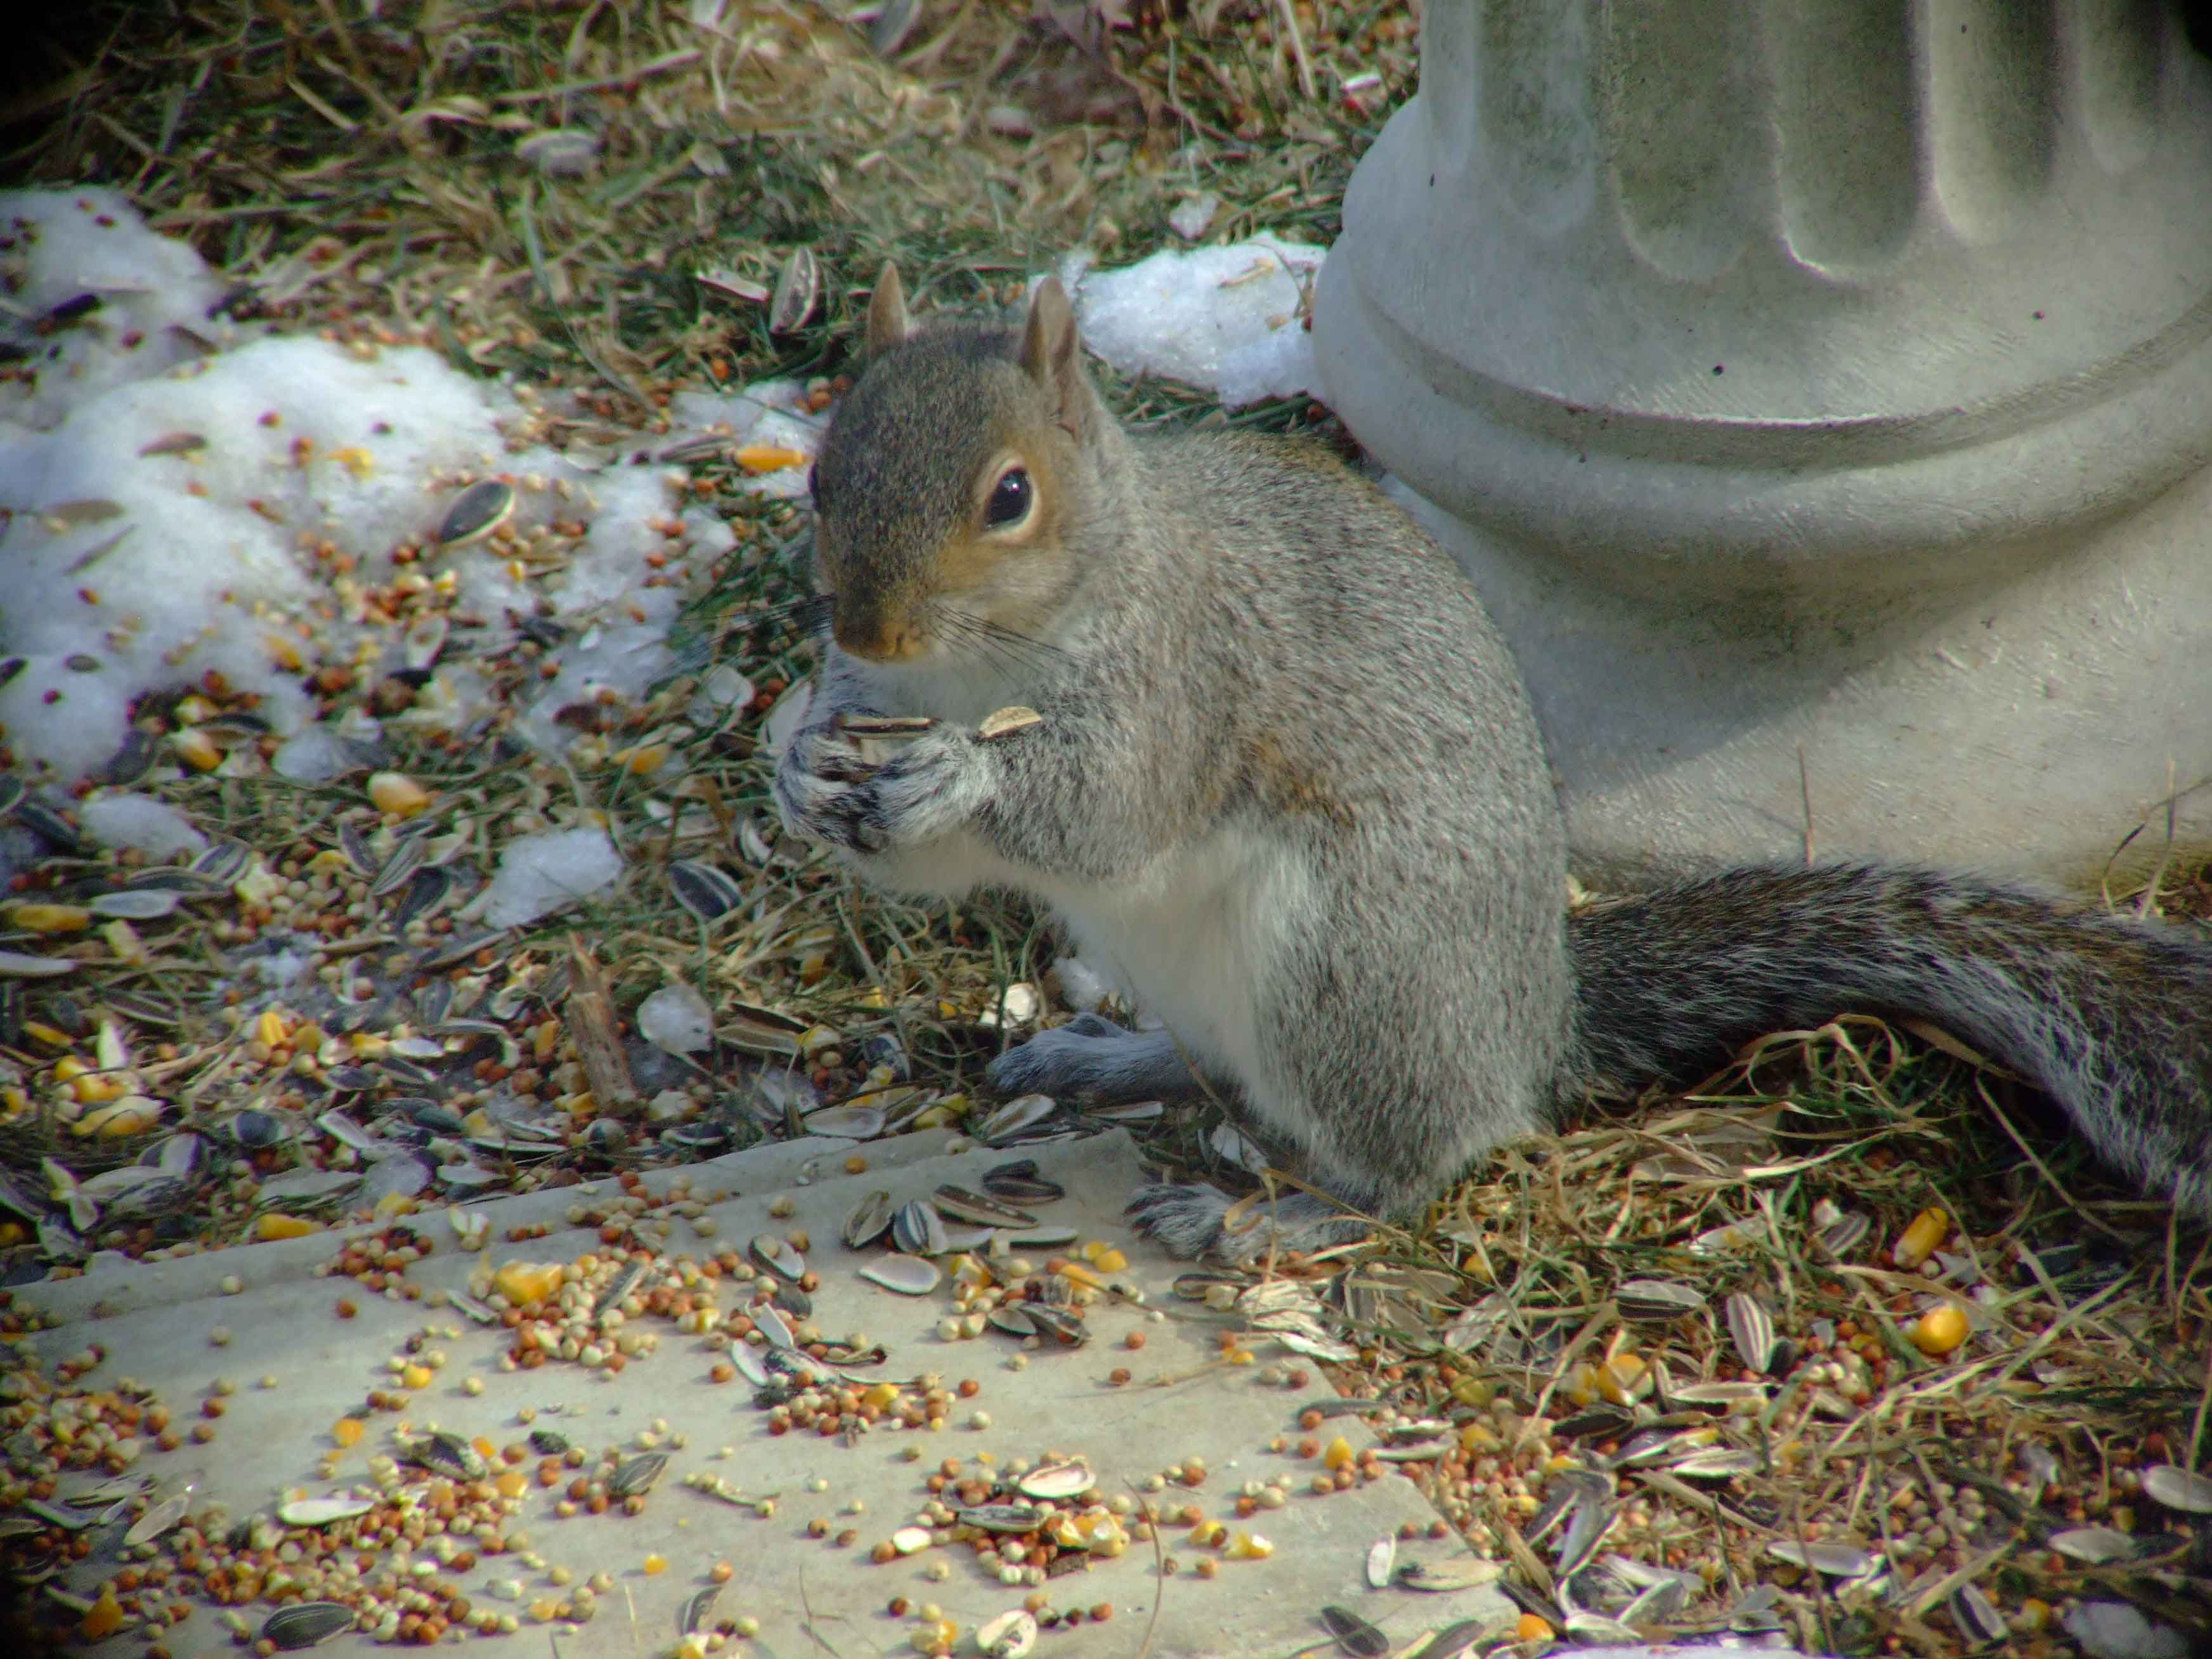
<box><xmin>1127</xmin><ymin>1480</ymin><xmax>1166</xmax><ymax>1659</ymax></box>
<box><xmin>1798</xmin><ymin>745</ymin><xmax>1815</xmax><ymax>868</ymax></box>
<box><xmin>1271</xmin><ymin>0</ymin><xmax>1318</xmax><ymax>101</ymax></box>
<box><xmin>493</xmin><ymin>49</ymin><xmax>703</xmax><ymax>103</ymax></box>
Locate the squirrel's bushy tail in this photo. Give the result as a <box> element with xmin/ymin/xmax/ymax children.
<box><xmin>1566</xmin><ymin>864</ymin><xmax>2212</xmax><ymax>1217</ymax></box>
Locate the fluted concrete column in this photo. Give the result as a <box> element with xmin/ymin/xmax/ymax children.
<box><xmin>1314</xmin><ymin>1</ymin><xmax>2212</xmax><ymax>883</ymax></box>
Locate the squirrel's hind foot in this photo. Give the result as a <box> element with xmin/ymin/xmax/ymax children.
<box><xmin>987</xmin><ymin>1015</ymin><xmax>1202</xmax><ymax>1103</ymax></box>
<box><xmin>1126</xmin><ymin>1180</ymin><xmax>1371</xmax><ymax>1263</ymax></box>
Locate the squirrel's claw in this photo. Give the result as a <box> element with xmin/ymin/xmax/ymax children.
<box><xmin>1126</xmin><ymin>1180</ymin><xmax>1370</xmax><ymax>1263</ymax></box>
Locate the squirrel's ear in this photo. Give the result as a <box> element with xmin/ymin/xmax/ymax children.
<box><xmin>1020</xmin><ymin>276</ymin><xmax>1089</xmax><ymax>440</ymax></box>
<box><xmin>866</xmin><ymin>263</ymin><xmax>911</xmax><ymax>358</ymax></box>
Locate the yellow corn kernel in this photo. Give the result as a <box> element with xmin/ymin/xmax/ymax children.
<box><xmin>367</xmin><ymin>771</ymin><xmax>431</xmax><ymax>817</ymax></box>
<box><xmin>255</xmin><ymin>1010</ymin><xmax>289</xmax><ymax>1047</ymax></box>
<box><xmin>1225</xmin><ymin>1530</ymin><xmax>1274</xmax><ymax>1559</ymax></box>
<box><xmin>256</xmin><ymin>1213</ymin><xmax>321</xmax><ymax>1241</ymax></box>
<box><xmin>1459</xmin><ymin>1421</ymin><xmax>1502</xmax><ymax>1452</ymax></box>
<box><xmin>81</xmin><ymin>1585</ymin><xmax>124</xmax><ymax>1640</ymax></box>
<box><xmin>1322</xmin><ymin>1436</ymin><xmax>1355</xmax><ymax>1471</ymax></box>
<box><xmin>172</xmin><ymin>728</ymin><xmax>223</xmax><ymax>771</ymax></box>
<box><xmin>494</xmin><ymin>1260</ymin><xmax>564</xmax><ymax>1306</ymax></box>
<box><xmin>1909</xmin><ymin>1303</ymin><xmax>1970</xmax><ymax>1356</ymax></box>
<box><xmin>1596</xmin><ymin>1351</ymin><xmax>1650</xmax><ymax>1405</ymax></box>
<box><xmin>9</xmin><ymin>903</ymin><xmax>91</xmax><ymax>933</ymax></box>
<box><xmin>1516</xmin><ymin>1613</ymin><xmax>1554</xmax><ymax>1643</ymax></box>
<box><xmin>1892</xmin><ymin>1207</ymin><xmax>1949</xmax><ymax>1268</ymax></box>
<box><xmin>734</xmin><ymin>444</ymin><xmax>809</xmax><ymax>474</ymax></box>
<box><xmin>101</xmin><ymin>919</ymin><xmax>147</xmax><ymax>964</ymax></box>
<box><xmin>75</xmin><ymin>1096</ymin><xmax>162</xmax><ymax>1137</ymax></box>
<box><xmin>267</xmin><ymin>634</ymin><xmax>304</xmax><ymax>670</ymax></box>
<box><xmin>332</xmin><ymin>1417</ymin><xmax>367</xmax><ymax>1447</ymax></box>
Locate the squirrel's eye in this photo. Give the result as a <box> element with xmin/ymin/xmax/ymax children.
<box><xmin>984</xmin><ymin>467</ymin><xmax>1032</xmax><ymax>528</ymax></box>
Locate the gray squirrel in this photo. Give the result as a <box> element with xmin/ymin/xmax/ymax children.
<box><xmin>772</xmin><ymin>265</ymin><xmax>2212</xmax><ymax>1261</ymax></box>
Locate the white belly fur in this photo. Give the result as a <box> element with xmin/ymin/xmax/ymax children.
<box><xmin>1038</xmin><ymin>827</ymin><xmax>1318</xmax><ymax>1135</ymax></box>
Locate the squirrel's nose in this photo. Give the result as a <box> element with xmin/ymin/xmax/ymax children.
<box><xmin>834</xmin><ymin>617</ymin><xmax>920</xmax><ymax>662</ymax></box>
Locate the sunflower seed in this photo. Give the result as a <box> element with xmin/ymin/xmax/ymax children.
<box><xmin>1766</xmin><ymin>1539</ymin><xmax>1875</xmax><ymax>1577</ymax></box>
<box><xmin>860</xmin><ymin>1254</ymin><xmax>940</xmax><ymax>1296</ymax></box>
<box><xmin>1365</xmin><ymin>1535</ymin><xmax>1396</xmax><ymax>1589</ymax></box>
<box><xmin>370</xmin><ymin>834</ymin><xmax>424</xmax><ymax>901</ymax></box>
<box><xmin>1726</xmin><ymin>1292</ymin><xmax>1776</xmax><ymax>1374</ymax></box>
<box><xmin>933</xmin><ymin>1185</ymin><xmax>1036</xmax><ymax>1227</ymax></box>
<box><xmin>892</xmin><ymin>1200</ymin><xmax>948</xmax><ymax>1256</ymax></box>
<box><xmin>86</xmin><ymin>888</ymin><xmax>180</xmax><ymax>921</ymax></box>
<box><xmin>668</xmin><ymin>859</ymin><xmax>745</xmax><ymax>924</ymax></box>
<box><xmin>1017</xmin><ymin>1460</ymin><xmax>1093</xmax><ymax>1500</ymax></box>
<box><xmin>392</xmin><ymin>866</ymin><xmax>453</xmax><ymax>930</ymax></box>
<box><xmin>0</xmin><ymin>951</ymin><xmax>74</xmax><ymax>979</ymax></box>
<box><xmin>723</xmin><ymin>1003</ymin><xmax>810</xmax><ymax>1056</ymax></box>
<box><xmin>2142</xmin><ymin>1464</ymin><xmax>2212</xmax><ymax>1514</ymax></box>
<box><xmin>1617</xmin><ymin>1278</ymin><xmax>1705</xmax><ymax>1321</ymax></box>
<box><xmin>803</xmin><ymin>1104</ymin><xmax>886</xmax><ymax>1140</ymax></box>
<box><xmin>1621</xmin><ymin>1578</ymin><xmax>1689</xmax><ymax>1623</ymax></box>
<box><xmin>1320</xmin><ymin>1604</ymin><xmax>1389</xmax><ymax>1658</ymax></box>
<box><xmin>1951</xmin><ymin>1582</ymin><xmax>2007</xmax><ymax>1646</ymax></box>
<box><xmin>843</xmin><ymin>1189</ymin><xmax>894</xmax><ymax>1249</ymax></box>
<box><xmin>1022</xmin><ymin>1304</ymin><xmax>1088</xmax><ymax>1346</ymax></box>
<box><xmin>982</xmin><ymin>1159</ymin><xmax>1065</xmax><ymax>1202</ymax></box>
<box><xmin>401</xmin><ymin>1431</ymin><xmax>486</xmax><ymax>1481</ymax></box>
<box><xmin>2048</xmin><ymin>1525</ymin><xmax>2138</xmax><ymax>1564</ymax></box>
<box><xmin>769</xmin><ymin>246</ymin><xmax>819</xmax><ymax>335</ymax></box>
<box><xmin>338</xmin><ymin>819</ymin><xmax>377</xmax><ymax>877</ymax></box>
<box><xmin>1421</xmin><ymin>1621</ymin><xmax>1487</xmax><ymax>1659</ymax></box>
<box><xmin>120</xmin><ymin>1493</ymin><xmax>189</xmax><ymax>1548</ymax></box>
<box><xmin>750</xmin><ymin>1235</ymin><xmax>804</xmax><ymax>1282</ymax></box>
<box><xmin>262</xmin><ymin>1601</ymin><xmax>355</xmax><ymax>1649</ymax></box>
<box><xmin>1816</xmin><ymin>1209</ymin><xmax>1873</xmax><ymax>1258</ymax></box>
<box><xmin>753</xmin><ymin>1302</ymin><xmax>795</xmax><ymax>1350</ymax></box>
<box><xmin>193</xmin><ymin>839</ymin><xmax>253</xmax><ymax>885</ymax></box>
<box><xmin>999</xmin><ymin>1225</ymin><xmax>1078</xmax><ymax>1250</ymax></box>
<box><xmin>835</xmin><ymin>713</ymin><xmax>935</xmax><ymax>737</ymax></box>
<box><xmin>435</xmin><ymin>480</ymin><xmax>515</xmax><ymax>547</ymax></box>
<box><xmin>975</xmin><ymin>1093</ymin><xmax>1058</xmax><ymax>1142</ymax></box>
<box><xmin>977</xmin><ymin>1608</ymin><xmax>1036</xmax><ymax>1658</ymax></box>
<box><xmin>1669</xmin><ymin>1380</ymin><xmax>1769</xmax><ymax>1407</ymax></box>
<box><xmin>610</xmin><ymin>1452</ymin><xmax>668</xmax><ymax>1498</ymax></box>
<box><xmin>1670</xmin><ymin>1447</ymin><xmax>1764</xmax><ymax>1478</ymax></box>
<box><xmin>276</xmin><ymin>1495</ymin><xmax>377</xmax><ymax>1527</ymax></box>
<box><xmin>988</xmin><ymin>1304</ymin><xmax>1036</xmax><ymax>1337</ymax></box>
<box><xmin>679</xmin><ymin>1584</ymin><xmax>722</xmax><ymax>1636</ymax></box>
<box><xmin>977</xmin><ymin>705</ymin><xmax>1043</xmax><ymax>741</ymax></box>
<box><xmin>960</xmin><ymin>1503</ymin><xmax>1046</xmax><ymax>1534</ymax></box>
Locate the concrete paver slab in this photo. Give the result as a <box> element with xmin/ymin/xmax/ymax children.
<box><xmin>17</xmin><ymin>1129</ymin><xmax>1516</xmax><ymax>1658</ymax></box>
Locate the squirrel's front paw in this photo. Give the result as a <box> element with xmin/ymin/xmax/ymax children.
<box><xmin>774</xmin><ymin>723</ymin><xmax>986</xmax><ymax>856</ymax></box>
<box><xmin>773</xmin><ymin>722</ymin><xmax>884</xmax><ymax>852</ymax></box>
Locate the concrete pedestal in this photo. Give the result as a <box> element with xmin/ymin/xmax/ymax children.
<box><xmin>1313</xmin><ymin>1</ymin><xmax>2212</xmax><ymax>883</ymax></box>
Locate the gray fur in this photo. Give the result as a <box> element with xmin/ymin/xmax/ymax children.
<box><xmin>984</xmin><ymin>1015</ymin><xmax>1207</xmax><ymax>1103</ymax></box>
<box><xmin>775</xmin><ymin>282</ymin><xmax>2212</xmax><ymax>1261</ymax></box>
